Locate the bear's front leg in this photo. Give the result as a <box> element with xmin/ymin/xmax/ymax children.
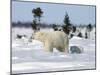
<box><xmin>64</xmin><ymin>47</ymin><xmax>69</xmax><ymax>54</ymax></box>
<box><xmin>44</xmin><ymin>42</ymin><xmax>53</xmax><ymax>53</ymax></box>
<box><xmin>64</xmin><ymin>38</ymin><xmax>69</xmax><ymax>54</ymax></box>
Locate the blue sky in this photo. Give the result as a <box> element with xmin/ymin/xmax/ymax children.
<box><xmin>12</xmin><ymin>1</ymin><xmax>96</xmax><ymax>25</ymax></box>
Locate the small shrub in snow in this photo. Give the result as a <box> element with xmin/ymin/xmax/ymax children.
<box><xmin>87</xmin><ymin>24</ymin><xmax>93</xmax><ymax>32</ymax></box>
<box><xmin>17</xmin><ymin>34</ymin><xmax>22</xmax><ymax>39</ymax></box>
<box><xmin>70</xmin><ymin>34</ymin><xmax>74</xmax><ymax>38</ymax></box>
<box><xmin>59</xmin><ymin>29</ymin><xmax>62</xmax><ymax>31</ymax></box>
<box><xmin>52</xmin><ymin>24</ymin><xmax>58</xmax><ymax>31</ymax></box>
<box><xmin>85</xmin><ymin>32</ymin><xmax>88</xmax><ymax>39</ymax></box>
<box><xmin>16</xmin><ymin>34</ymin><xmax>27</xmax><ymax>39</ymax></box>
<box><xmin>72</xmin><ymin>26</ymin><xmax>76</xmax><ymax>33</ymax></box>
<box><xmin>77</xmin><ymin>32</ymin><xmax>82</xmax><ymax>38</ymax></box>
<box><xmin>62</xmin><ymin>25</ymin><xmax>72</xmax><ymax>35</ymax></box>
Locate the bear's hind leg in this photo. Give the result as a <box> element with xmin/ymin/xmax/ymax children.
<box><xmin>64</xmin><ymin>47</ymin><xmax>69</xmax><ymax>54</ymax></box>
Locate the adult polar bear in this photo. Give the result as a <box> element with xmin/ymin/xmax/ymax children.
<box><xmin>32</xmin><ymin>31</ymin><xmax>69</xmax><ymax>53</ymax></box>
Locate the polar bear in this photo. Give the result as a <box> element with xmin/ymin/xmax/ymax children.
<box><xmin>32</xmin><ymin>31</ymin><xmax>69</xmax><ymax>53</ymax></box>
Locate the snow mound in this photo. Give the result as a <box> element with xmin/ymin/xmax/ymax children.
<box><xmin>71</xmin><ymin>36</ymin><xmax>83</xmax><ymax>40</ymax></box>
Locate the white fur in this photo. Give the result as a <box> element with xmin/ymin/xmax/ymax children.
<box><xmin>33</xmin><ymin>31</ymin><xmax>69</xmax><ymax>53</ymax></box>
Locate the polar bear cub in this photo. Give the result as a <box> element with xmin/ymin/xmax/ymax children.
<box><xmin>32</xmin><ymin>31</ymin><xmax>69</xmax><ymax>53</ymax></box>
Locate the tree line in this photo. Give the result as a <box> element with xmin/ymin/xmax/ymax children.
<box><xmin>12</xmin><ymin>7</ymin><xmax>95</xmax><ymax>38</ymax></box>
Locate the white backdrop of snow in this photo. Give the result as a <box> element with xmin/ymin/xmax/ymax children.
<box><xmin>12</xmin><ymin>27</ymin><xmax>96</xmax><ymax>74</ymax></box>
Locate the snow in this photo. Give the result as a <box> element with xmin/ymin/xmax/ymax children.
<box><xmin>12</xmin><ymin>27</ymin><xmax>96</xmax><ymax>74</ymax></box>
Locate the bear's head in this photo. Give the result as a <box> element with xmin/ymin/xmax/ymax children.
<box><xmin>34</xmin><ymin>31</ymin><xmax>46</xmax><ymax>42</ymax></box>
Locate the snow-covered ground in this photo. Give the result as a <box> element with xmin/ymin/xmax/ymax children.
<box><xmin>12</xmin><ymin>27</ymin><xmax>96</xmax><ymax>74</ymax></box>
